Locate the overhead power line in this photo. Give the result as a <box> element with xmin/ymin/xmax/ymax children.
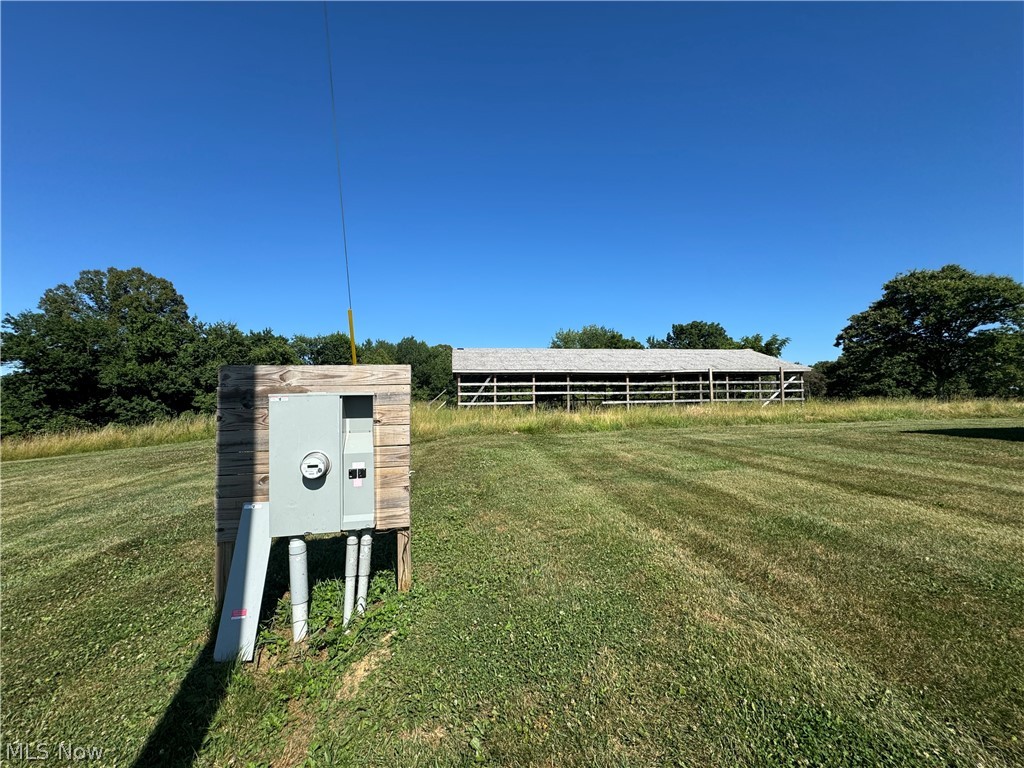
<box><xmin>322</xmin><ymin>0</ymin><xmax>358</xmax><ymax>365</ymax></box>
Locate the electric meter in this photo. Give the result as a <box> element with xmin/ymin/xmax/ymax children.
<box><xmin>300</xmin><ymin>451</ymin><xmax>330</xmax><ymax>479</ymax></box>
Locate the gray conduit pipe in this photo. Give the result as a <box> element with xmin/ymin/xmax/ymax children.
<box><xmin>356</xmin><ymin>531</ymin><xmax>373</xmax><ymax>615</ymax></box>
<box><xmin>288</xmin><ymin>537</ymin><xmax>309</xmax><ymax>642</ymax></box>
<box><xmin>343</xmin><ymin>532</ymin><xmax>358</xmax><ymax>626</ymax></box>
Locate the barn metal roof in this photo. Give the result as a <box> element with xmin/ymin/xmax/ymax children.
<box><xmin>452</xmin><ymin>348</ymin><xmax>812</xmax><ymax>374</ymax></box>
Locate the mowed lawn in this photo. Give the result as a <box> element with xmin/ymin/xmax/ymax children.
<box><xmin>1</xmin><ymin>417</ymin><xmax>1021</xmax><ymax>766</ymax></box>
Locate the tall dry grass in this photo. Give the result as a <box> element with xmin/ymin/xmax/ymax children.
<box><xmin>411</xmin><ymin>397</ymin><xmax>1024</xmax><ymax>442</ymax></box>
<box><xmin>1</xmin><ymin>413</ymin><xmax>216</xmax><ymax>461</ymax></box>
<box><xmin>4</xmin><ymin>398</ymin><xmax>1020</xmax><ymax>460</ymax></box>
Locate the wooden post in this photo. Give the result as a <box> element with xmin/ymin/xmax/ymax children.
<box><xmin>532</xmin><ymin>375</ymin><xmax>536</xmax><ymax>412</ymax></box>
<box><xmin>493</xmin><ymin>378</ymin><xmax>497</xmax><ymax>409</ymax></box>
<box><xmin>456</xmin><ymin>374</ymin><xmax>461</xmax><ymax>408</ymax></box>
<box><xmin>396</xmin><ymin>528</ymin><xmax>412</xmax><ymax>591</ymax></box>
<box><xmin>672</xmin><ymin>375</ymin><xmax>677</xmax><ymax>405</ymax></box>
<box><xmin>566</xmin><ymin>375</ymin><xmax>571</xmax><ymax>412</ymax></box>
<box><xmin>708</xmin><ymin>368</ymin><xmax>715</xmax><ymax>402</ymax></box>
<box><xmin>780</xmin><ymin>367</ymin><xmax>786</xmax><ymax>404</ymax></box>
<box><xmin>626</xmin><ymin>376</ymin><xmax>631</xmax><ymax>410</ymax></box>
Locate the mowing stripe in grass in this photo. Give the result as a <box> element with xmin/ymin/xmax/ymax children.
<box><xmin>2</xmin><ymin>417</ymin><xmax>1020</xmax><ymax>766</ymax></box>
<box><xmin>299</xmin><ymin>427</ymin><xmax>1016</xmax><ymax>766</ymax></box>
<box><xmin>541</xmin><ymin>421</ymin><xmax>1022</xmax><ymax>760</ymax></box>
<box><xmin>0</xmin><ymin>442</ymin><xmax>218</xmax><ymax>761</ymax></box>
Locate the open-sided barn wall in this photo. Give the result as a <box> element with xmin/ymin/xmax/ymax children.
<box><xmin>214</xmin><ymin>365</ymin><xmax>412</xmax><ymax>601</ymax></box>
<box><xmin>452</xmin><ymin>349</ymin><xmax>810</xmax><ymax>409</ymax></box>
<box><xmin>456</xmin><ymin>371</ymin><xmax>806</xmax><ymax>408</ymax></box>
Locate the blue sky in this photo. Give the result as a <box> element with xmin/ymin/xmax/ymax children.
<box><xmin>3</xmin><ymin>2</ymin><xmax>1021</xmax><ymax>365</ymax></box>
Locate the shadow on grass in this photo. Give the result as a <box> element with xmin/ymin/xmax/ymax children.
<box><xmin>128</xmin><ymin>620</ymin><xmax>233</xmax><ymax>767</ymax></box>
<box><xmin>905</xmin><ymin>427</ymin><xmax>1024</xmax><ymax>443</ymax></box>
<box><xmin>131</xmin><ymin>532</ymin><xmax>398</xmax><ymax>767</ymax></box>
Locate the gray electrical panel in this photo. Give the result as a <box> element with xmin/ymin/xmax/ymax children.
<box><xmin>268</xmin><ymin>393</ymin><xmax>375</xmax><ymax>537</ymax></box>
<box><xmin>340</xmin><ymin>395</ymin><xmax>375</xmax><ymax>531</ymax></box>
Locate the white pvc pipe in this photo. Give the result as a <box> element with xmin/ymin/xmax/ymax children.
<box><xmin>288</xmin><ymin>537</ymin><xmax>309</xmax><ymax>642</ymax></box>
<box><xmin>343</xmin><ymin>533</ymin><xmax>358</xmax><ymax>626</ymax></box>
<box><xmin>356</xmin><ymin>531</ymin><xmax>373</xmax><ymax>615</ymax></box>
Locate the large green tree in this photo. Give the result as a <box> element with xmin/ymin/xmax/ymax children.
<box><xmin>358</xmin><ymin>338</ymin><xmax>398</xmax><ymax>366</ymax></box>
<box><xmin>736</xmin><ymin>332</ymin><xmax>790</xmax><ymax>358</ymax></box>
<box><xmin>647</xmin><ymin>321</ymin><xmax>734</xmax><ymax>350</ymax></box>
<box><xmin>289</xmin><ymin>334</ymin><xmax>453</xmax><ymax>400</ymax></box>
<box><xmin>291</xmin><ymin>332</ymin><xmax>355</xmax><ymax>365</ymax></box>
<box><xmin>2</xmin><ymin>267</ymin><xmax>201</xmax><ymax>432</ymax></box>
<box><xmin>829</xmin><ymin>264</ymin><xmax>1024</xmax><ymax>398</ymax></box>
<box><xmin>550</xmin><ymin>324</ymin><xmax>644</xmax><ymax>349</ymax></box>
<box><xmin>646</xmin><ymin>321</ymin><xmax>790</xmax><ymax>357</ymax></box>
<box><xmin>393</xmin><ymin>337</ymin><xmax>454</xmax><ymax>399</ymax></box>
<box><xmin>180</xmin><ymin>323</ymin><xmax>298</xmax><ymax>413</ymax></box>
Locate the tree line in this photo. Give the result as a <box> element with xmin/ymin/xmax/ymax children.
<box><xmin>0</xmin><ymin>268</ymin><xmax>453</xmax><ymax>436</ymax></box>
<box><xmin>551</xmin><ymin>321</ymin><xmax>791</xmax><ymax>358</ymax></box>
<box><xmin>550</xmin><ymin>265</ymin><xmax>1023</xmax><ymax>400</ymax></box>
<box><xmin>2</xmin><ymin>264</ymin><xmax>1021</xmax><ymax>436</ymax></box>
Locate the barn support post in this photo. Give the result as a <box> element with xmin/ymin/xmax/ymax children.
<box><xmin>626</xmin><ymin>376</ymin><xmax>631</xmax><ymax>410</ymax></box>
<box><xmin>708</xmin><ymin>368</ymin><xmax>715</xmax><ymax>402</ymax></box>
<box><xmin>566</xmin><ymin>375</ymin><xmax>571</xmax><ymax>412</ymax></box>
<box><xmin>672</xmin><ymin>375</ymin><xmax>677</xmax><ymax>405</ymax></box>
<box><xmin>532</xmin><ymin>375</ymin><xmax>537</xmax><ymax>412</ymax></box>
<box><xmin>780</xmin><ymin>367</ymin><xmax>786</xmax><ymax>404</ymax></box>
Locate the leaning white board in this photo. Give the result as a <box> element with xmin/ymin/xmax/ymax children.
<box><xmin>213</xmin><ymin>503</ymin><xmax>271</xmax><ymax>662</ymax></box>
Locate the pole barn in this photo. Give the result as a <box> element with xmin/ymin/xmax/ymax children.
<box><xmin>452</xmin><ymin>348</ymin><xmax>811</xmax><ymax>410</ymax></box>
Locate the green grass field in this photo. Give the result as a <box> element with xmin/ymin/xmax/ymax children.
<box><xmin>2</xmin><ymin>409</ymin><xmax>1022</xmax><ymax>766</ymax></box>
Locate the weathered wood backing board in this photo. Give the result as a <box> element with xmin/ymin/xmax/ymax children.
<box><xmin>216</xmin><ymin>424</ymin><xmax>410</xmax><ymax>452</ymax></box>
<box><xmin>215</xmin><ymin>365</ymin><xmax>412</xmax><ymax>545</ymax></box>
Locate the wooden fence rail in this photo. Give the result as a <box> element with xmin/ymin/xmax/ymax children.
<box><xmin>456</xmin><ymin>370</ymin><xmax>805</xmax><ymax>409</ymax></box>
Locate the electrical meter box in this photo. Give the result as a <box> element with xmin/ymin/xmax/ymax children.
<box><xmin>268</xmin><ymin>393</ymin><xmax>375</xmax><ymax>538</ymax></box>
